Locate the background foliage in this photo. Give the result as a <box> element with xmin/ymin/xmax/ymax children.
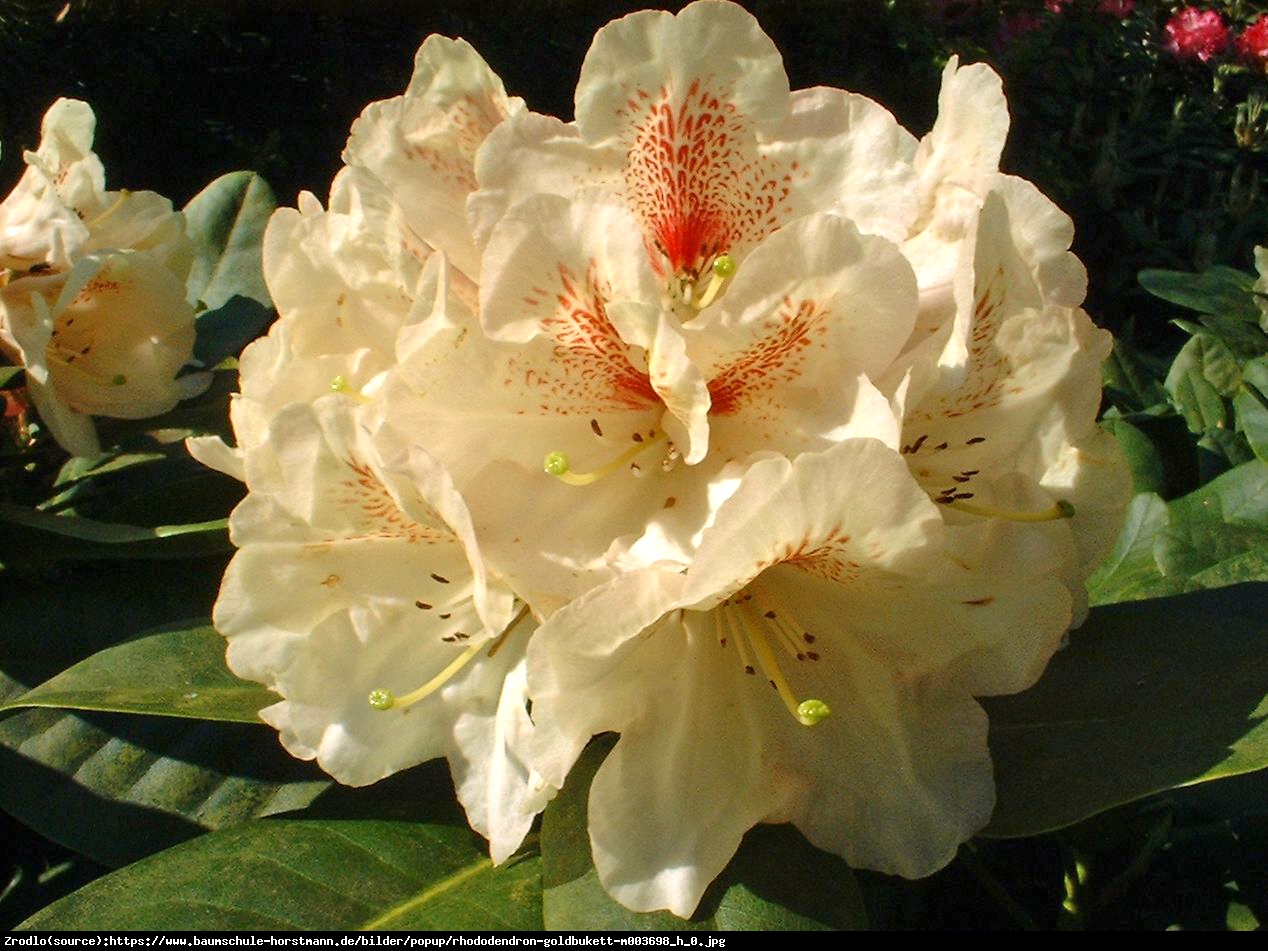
<box><xmin>2</xmin><ymin>0</ymin><xmax>1267</xmax><ymax>931</ymax></box>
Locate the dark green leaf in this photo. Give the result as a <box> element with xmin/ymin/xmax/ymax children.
<box><xmin>1102</xmin><ymin>417</ymin><xmax>1167</xmax><ymax>495</ymax></box>
<box><xmin>1195</xmin><ymin>313</ymin><xmax>1268</xmax><ymax>362</ymax></box>
<box><xmin>985</xmin><ymin>584</ymin><xmax>1268</xmax><ymax>837</ymax></box>
<box><xmin>1088</xmin><ymin>461</ymin><xmax>1268</xmax><ymax>604</ymax></box>
<box><xmin>0</xmin><ymin>503</ymin><xmax>230</xmax><ymax>562</ymax></box>
<box><xmin>1086</xmin><ymin>493</ymin><xmax>1178</xmax><ymax>604</ymax></box>
<box><xmin>19</xmin><ymin>819</ymin><xmax>542</xmax><ymax>930</ymax></box>
<box><xmin>184</xmin><ymin>171</ymin><xmax>275</xmax><ymax>313</ymax></box>
<box><xmin>0</xmin><ymin>560</ymin><xmax>327</xmax><ymax>867</ymax></box>
<box><xmin>0</xmin><ymin>621</ymin><xmax>274</xmax><ymax>723</ymax></box>
<box><xmin>39</xmin><ymin>438</ymin><xmax>242</xmax><ymax>525</ymax></box>
<box><xmin>1139</xmin><ymin>265</ymin><xmax>1260</xmax><ymax>322</ymax></box>
<box><xmin>1101</xmin><ymin>337</ymin><xmax>1170</xmax><ymax>415</ymax></box>
<box><xmin>1234</xmin><ymin>356</ymin><xmax>1268</xmax><ymax>462</ymax></box>
<box><xmin>1166</xmin><ymin>332</ymin><xmax>1242</xmax><ymax>400</ymax></box>
<box><xmin>183</xmin><ymin>172</ymin><xmax>276</xmax><ymax>366</ymax></box>
<box><xmin>541</xmin><ymin>737</ymin><xmax>867</xmax><ymax>930</ymax></box>
<box><xmin>193</xmin><ymin>295</ymin><xmax>274</xmax><ymax>369</ymax></box>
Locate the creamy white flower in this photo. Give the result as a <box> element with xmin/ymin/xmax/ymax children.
<box><xmin>343</xmin><ymin>34</ymin><xmax>524</xmax><ymax>282</ymax></box>
<box><xmin>199</xmin><ymin>0</ymin><xmax>1133</xmax><ymax>914</ymax></box>
<box><xmin>216</xmin><ymin>396</ymin><xmax>547</xmax><ymax>861</ymax></box>
<box><xmin>1</xmin><ymin>251</ymin><xmax>196</xmax><ymax>456</ymax></box>
<box><xmin>528</xmin><ymin>439</ymin><xmax>1074</xmax><ymax>916</ymax></box>
<box><xmin>377</xmin><ymin>196</ymin><xmax>914</xmax><ymax>606</ymax></box>
<box><xmin>187</xmin><ymin>166</ymin><xmax>428</xmax><ymax>479</ymax></box>
<box><xmin>899</xmin><ymin>191</ymin><xmax>1130</xmax><ymax>623</ymax></box>
<box><xmin>0</xmin><ymin>99</ymin><xmax>195</xmax><ymax>456</ymax></box>
<box><xmin>199</xmin><ymin>44</ymin><xmax>554</xmax><ymax>862</ymax></box>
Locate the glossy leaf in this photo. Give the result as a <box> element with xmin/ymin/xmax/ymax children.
<box><xmin>184</xmin><ymin>171</ymin><xmax>274</xmax><ymax>312</ymax></box>
<box><xmin>1234</xmin><ymin>356</ymin><xmax>1268</xmax><ymax>462</ymax></box>
<box><xmin>541</xmin><ymin>737</ymin><xmax>867</xmax><ymax>930</ymax></box>
<box><xmin>183</xmin><ymin>171</ymin><xmax>276</xmax><ymax>366</ymax></box>
<box><xmin>1102</xmin><ymin>337</ymin><xmax>1170</xmax><ymax>415</ymax></box>
<box><xmin>19</xmin><ymin>819</ymin><xmax>543</xmax><ymax>930</ymax></box>
<box><xmin>0</xmin><ymin>560</ymin><xmax>327</xmax><ymax>867</ymax></box>
<box><xmin>0</xmin><ymin>503</ymin><xmax>230</xmax><ymax>562</ymax></box>
<box><xmin>1139</xmin><ymin>265</ymin><xmax>1260</xmax><ymax>322</ymax></box>
<box><xmin>1166</xmin><ymin>332</ymin><xmax>1242</xmax><ymax>400</ymax></box>
<box><xmin>39</xmin><ymin>441</ymin><xmax>243</xmax><ymax>526</ymax></box>
<box><xmin>1087</xmin><ymin>461</ymin><xmax>1268</xmax><ymax>604</ymax></box>
<box><xmin>984</xmin><ymin>583</ymin><xmax>1268</xmax><ymax>837</ymax></box>
<box><xmin>0</xmin><ymin>621</ymin><xmax>274</xmax><ymax>723</ymax></box>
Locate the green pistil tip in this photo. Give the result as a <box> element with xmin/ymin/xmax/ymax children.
<box><xmin>543</xmin><ymin>450</ymin><xmax>570</xmax><ymax>476</ymax></box>
<box><xmin>797</xmin><ymin>698</ymin><xmax>831</xmax><ymax>726</ymax></box>
<box><xmin>111</xmin><ymin>374</ymin><xmax>127</xmax><ymax>385</ymax></box>
<box><xmin>712</xmin><ymin>254</ymin><xmax>736</xmax><ymax>278</ymax></box>
<box><xmin>1056</xmin><ymin>500</ymin><xmax>1075</xmax><ymax>519</ymax></box>
<box><xmin>367</xmin><ymin>688</ymin><xmax>394</xmax><ymax>711</ymax></box>
<box><xmin>330</xmin><ymin>375</ymin><xmax>348</xmax><ymax>393</ymax></box>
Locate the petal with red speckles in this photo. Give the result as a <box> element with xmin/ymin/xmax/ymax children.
<box><xmin>345</xmin><ymin>36</ymin><xmax>523</xmax><ymax>280</ymax></box>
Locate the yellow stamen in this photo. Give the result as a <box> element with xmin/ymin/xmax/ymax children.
<box><xmin>45</xmin><ymin>348</ymin><xmax>126</xmax><ymax>386</ymax></box>
<box><xmin>367</xmin><ymin>641</ymin><xmax>483</xmax><ymax>711</ymax></box>
<box><xmin>736</xmin><ymin>599</ymin><xmax>829</xmax><ymax>728</ymax></box>
<box><xmin>330</xmin><ymin>375</ymin><xmax>372</xmax><ymax>404</ymax></box>
<box><xmin>690</xmin><ymin>253</ymin><xmax>736</xmax><ymax>311</ymax></box>
<box><xmin>544</xmin><ymin>430</ymin><xmax>668</xmax><ymax>486</ymax></box>
<box><xmin>369</xmin><ymin>603</ymin><xmax>534</xmax><ymax>711</ymax></box>
<box><xmin>942</xmin><ymin>497</ymin><xmax>1075</xmax><ymax>522</ymax></box>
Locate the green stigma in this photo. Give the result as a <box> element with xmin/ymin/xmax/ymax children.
<box><xmin>367</xmin><ymin>688</ymin><xmax>395</xmax><ymax>711</ymax></box>
<box><xmin>543</xmin><ymin>450</ymin><xmax>570</xmax><ymax>476</ymax></box>
<box><xmin>330</xmin><ymin>375</ymin><xmax>348</xmax><ymax>393</ymax></box>
<box><xmin>1056</xmin><ymin>500</ymin><xmax>1076</xmax><ymax>519</ymax></box>
<box><xmin>796</xmin><ymin>698</ymin><xmax>831</xmax><ymax>726</ymax></box>
<box><xmin>111</xmin><ymin>374</ymin><xmax>127</xmax><ymax>386</ymax></box>
<box><xmin>712</xmin><ymin>254</ymin><xmax>736</xmax><ymax>278</ymax></box>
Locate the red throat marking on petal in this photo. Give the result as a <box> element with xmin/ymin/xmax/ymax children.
<box><xmin>511</xmin><ymin>260</ymin><xmax>658</xmax><ymax>413</ymax></box>
<box><xmin>706</xmin><ymin>297</ymin><xmax>828</xmax><ymax>416</ymax></box>
<box><xmin>621</xmin><ymin>79</ymin><xmax>790</xmax><ymax>280</ymax></box>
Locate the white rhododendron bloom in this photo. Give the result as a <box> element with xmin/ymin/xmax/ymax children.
<box><xmin>198</xmin><ymin>0</ymin><xmax>1130</xmax><ymax>916</ymax></box>
<box><xmin>200</xmin><ymin>36</ymin><xmax>551</xmax><ymax>862</ymax></box>
<box><xmin>0</xmin><ymin>98</ymin><xmax>196</xmax><ymax>456</ymax></box>
<box><xmin>216</xmin><ymin>396</ymin><xmax>545</xmax><ymax>860</ymax></box>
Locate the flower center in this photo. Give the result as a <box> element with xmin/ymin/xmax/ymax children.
<box><xmin>668</xmin><ymin>252</ymin><xmax>736</xmax><ymax>312</ymax></box>
<box><xmin>687</xmin><ymin>589</ymin><xmax>831</xmax><ymax>728</ymax></box>
<box><xmin>543</xmin><ymin>427</ymin><xmax>672</xmax><ymax>486</ymax></box>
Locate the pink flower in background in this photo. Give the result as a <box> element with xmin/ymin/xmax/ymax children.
<box><xmin>1163</xmin><ymin>7</ymin><xmax>1229</xmax><ymax>63</ymax></box>
<box><xmin>1044</xmin><ymin>0</ymin><xmax>1070</xmax><ymax>14</ymax></box>
<box><xmin>1096</xmin><ymin>0</ymin><xmax>1134</xmax><ymax>18</ymax></box>
<box><xmin>1236</xmin><ymin>15</ymin><xmax>1268</xmax><ymax>69</ymax></box>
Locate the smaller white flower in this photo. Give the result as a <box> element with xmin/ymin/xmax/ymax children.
<box><xmin>1</xmin><ymin>251</ymin><xmax>196</xmax><ymax>456</ymax></box>
<box><xmin>0</xmin><ymin>99</ymin><xmax>195</xmax><ymax>456</ymax></box>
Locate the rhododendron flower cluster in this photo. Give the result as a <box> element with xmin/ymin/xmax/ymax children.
<box><xmin>1163</xmin><ymin>7</ymin><xmax>1230</xmax><ymax>63</ymax></box>
<box><xmin>195</xmin><ymin>0</ymin><xmax>1129</xmax><ymax>918</ymax></box>
<box><xmin>1236</xmin><ymin>14</ymin><xmax>1268</xmax><ymax>69</ymax></box>
<box><xmin>0</xmin><ymin>99</ymin><xmax>198</xmax><ymax>457</ymax></box>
